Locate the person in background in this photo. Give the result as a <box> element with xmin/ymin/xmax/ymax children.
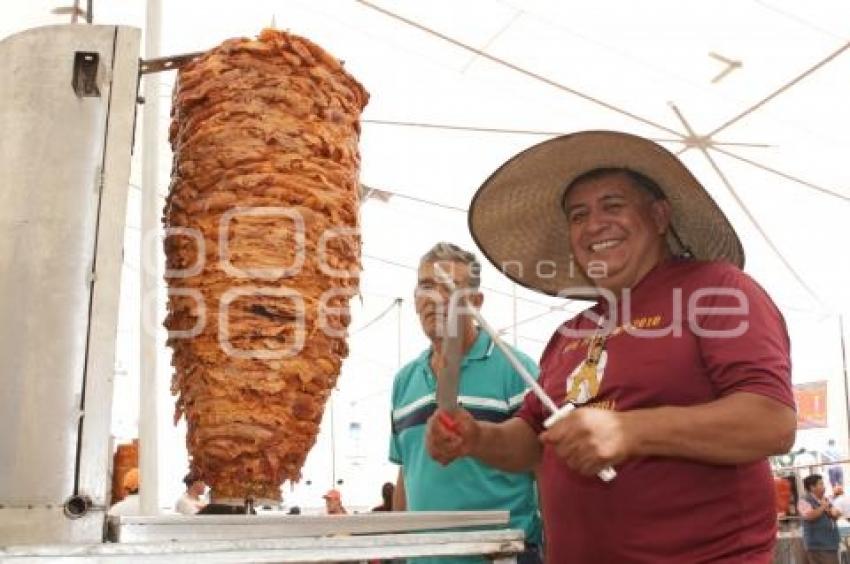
<box><xmin>372</xmin><ymin>482</ymin><xmax>394</xmax><ymax>512</ymax></box>
<box><xmin>323</xmin><ymin>489</ymin><xmax>347</xmax><ymax>515</ymax></box>
<box><xmin>389</xmin><ymin>242</ymin><xmax>542</xmax><ymax>564</ymax></box>
<box><xmin>175</xmin><ymin>472</ymin><xmax>207</xmax><ymax>515</ymax></box>
<box><xmin>830</xmin><ymin>485</ymin><xmax>850</xmax><ymax>522</ymax></box>
<box><xmin>799</xmin><ymin>474</ymin><xmax>841</xmax><ymax>564</ymax></box>
<box><xmin>825</xmin><ymin>439</ymin><xmax>845</xmax><ymax>489</ymax></box>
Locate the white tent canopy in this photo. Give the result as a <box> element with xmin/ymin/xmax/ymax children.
<box><xmin>5</xmin><ymin>0</ymin><xmax>850</xmax><ymax>511</ymax></box>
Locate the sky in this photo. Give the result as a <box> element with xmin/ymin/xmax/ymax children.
<box><xmin>4</xmin><ymin>0</ymin><xmax>850</xmax><ymax>511</ymax></box>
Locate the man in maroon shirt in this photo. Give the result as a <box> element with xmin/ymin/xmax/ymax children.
<box><xmin>427</xmin><ymin>131</ymin><xmax>796</xmax><ymax>563</ymax></box>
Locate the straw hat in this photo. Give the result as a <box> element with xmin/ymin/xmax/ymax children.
<box><xmin>468</xmin><ymin>130</ymin><xmax>744</xmax><ymax>297</ymax></box>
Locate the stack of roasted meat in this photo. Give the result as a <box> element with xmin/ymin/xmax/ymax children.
<box><xmin>164</xmin><ymin>29</ymin><xmax>368</xmax><ymax>501</ymax></box>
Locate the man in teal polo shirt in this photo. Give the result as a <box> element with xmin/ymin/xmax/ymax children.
<box><xmin>389</xmin><ymin>242</ymin><xmax>542</xmax><ymax>564</ymax></box>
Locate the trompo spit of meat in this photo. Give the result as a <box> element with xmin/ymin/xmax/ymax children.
<box><xmin>163</xmin><ymin>29</ymin><xmax>368</xmax><ymax>501</ymax></box>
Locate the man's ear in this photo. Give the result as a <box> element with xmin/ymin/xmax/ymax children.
<box><xmin>651</xmin><ymin>199</ymin><xmax>673</xmax><ymax>235</ymax></box>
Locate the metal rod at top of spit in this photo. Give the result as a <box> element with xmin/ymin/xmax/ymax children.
<box><xmin>433</xmin><ymin>264</ymin><xmax>559</xmax><ymax>415</ymax></box>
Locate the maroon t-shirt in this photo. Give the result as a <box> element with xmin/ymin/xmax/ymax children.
<box><xmin>516</xmin><ymin>259</ymin><xmax>793</xmax><ymax>563</ymax></box>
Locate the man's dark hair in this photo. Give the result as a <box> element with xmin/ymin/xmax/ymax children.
<box><xmin>381</xmin><ymin>482</ymin><xmax>394</xmax><ymax>504</ymax></box>
<box><xmin>182</xmin><ymin>472</ymin><xmax>200</xmax><ymax>488</ymax></box>
<box><xmin>564</xmin><ymin>167</ymin><xmax>667</xmax><ymax>205</ymax></box>
<box><xmin>803</xmin><ymin>474</ymin><xmax>823</xmax><ymax>492</ymax></box>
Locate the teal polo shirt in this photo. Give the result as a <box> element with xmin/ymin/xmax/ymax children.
<box><xmin>389</xmin><ymin>330</ymin><xmax>542</xmax><ymax>560</ymax></box>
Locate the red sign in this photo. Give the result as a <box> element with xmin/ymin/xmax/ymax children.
<box><xmin>794</xmin><ymin>381</ymin><xmax>828</xmax><ymax>429</ymax></box>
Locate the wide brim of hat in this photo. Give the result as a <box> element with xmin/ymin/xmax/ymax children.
<box><xmin>468</xmin><ymin>131</ymin><xmax>744</xmax><ymax>298</ymax></box>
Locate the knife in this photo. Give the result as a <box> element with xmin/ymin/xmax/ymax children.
<box><xmin>435</xmin><ymin>288</ymin><xmax>463</xmax><ymax>435</ymax></box>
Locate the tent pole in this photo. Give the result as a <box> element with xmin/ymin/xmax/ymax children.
<box><xmin>840</xmin><ymin>314</ymin><xmax>849</xmax><ymax>457</ymax></box>
<box><xmin>140</xmin><ymin>0</ymin><xmax>162</xmax><ymax>516</ymax></box>
<box><xmin>396</xmin><ymin>298</ymin><xmax>402</xmax><ymax>368</ymax></box>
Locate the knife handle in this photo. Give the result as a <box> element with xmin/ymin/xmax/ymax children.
<box><xmin>437</xmin><ymin>411</ymin><xmax>461</xmax><ymax>436</ymax></box>
<box><xmin>543</xmin><ymin>404</ymin><xmax>617</xmax><ymax>482</ymax></box>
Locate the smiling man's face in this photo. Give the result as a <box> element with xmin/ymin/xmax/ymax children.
<box><xmin>564</xmin><ymin>171</ymin><xmax>671</xmax><ymax>295</ymax></box>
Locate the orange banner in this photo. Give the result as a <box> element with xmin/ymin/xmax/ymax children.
<box><xmin>794</xmin><ymin>381</ymin><xmax>828</xmax><ymax>429</ymax></box>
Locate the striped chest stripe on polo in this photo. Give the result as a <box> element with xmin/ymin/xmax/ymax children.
<box><xmin>391</xmin><ymin>391</ymin><xmax>529</xmax><ymax>434</ymax></box>
<box><xmin>392</xmin><ymin>393</ymin><xmax>436</xmax><ymax>421</ymax></box>
<box><xmin>508</xmin><ymin>390</ymin><xmax>528</xmax><ymax>409</ymax></box>
<box><xmin>459</xmin><ymin>395</ymin><xmax>510</xmax><ymax>411</ymax></box>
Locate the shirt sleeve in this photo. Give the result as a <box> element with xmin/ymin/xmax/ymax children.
<box><xmin>798</xmin><ymin>499</ymin><xmax>814</xmax><ymax>516</ymax></box>
<box><xmin>515</xmin><ymin>328</ymin><xmax>564</xmax><ymax>434</ymax></box>
<box><xmin>515</xmin><ymin>390</ymin><xmax>545</xmax><ymax>435</ymax></box>
<box><xmin>692</xmin><ymin>265</ymin><xmax>795</xmax><ymax>409</ymax></box>
<box><xmin>389</xmin><ymin>423</ymin><xmax>402</xmax><ymax>465</ymax></box>
<box><xmin>506</xmin><ymin>348</ymin><xmax>539</xmax><ymax>414</ymax></box>
<box><xmin>388</xmin><ymin>371</ymin><xmax>403</xmax><ymax>465</ymax></box>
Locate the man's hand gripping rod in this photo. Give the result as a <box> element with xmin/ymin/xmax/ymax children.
<box><xmin>434</xmin><ymin>264</ymin><xmax>616</xmax><ymax>482</ymax></box>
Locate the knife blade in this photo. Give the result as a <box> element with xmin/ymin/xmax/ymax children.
<box><xmin>434</xmin><ymin>270</ymin><xmax>464</xmax><ymax>435</ymax></box>
<box><xmin>436</xmin><ymin>291</ymin><xmax>463</xmax><ymax>411</ymax></box>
